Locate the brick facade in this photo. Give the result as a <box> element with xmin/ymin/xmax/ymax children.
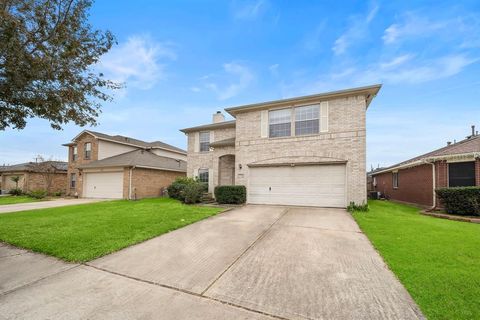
<box><xmin>66</xmin><ymin>132</ymin><xmax>99</xmax><ymax>197</ymax></box>
<box><xmin>186</xmin><ymin>95</ymin><xmax>368</xmax><ymax>205</ymax></box>
<box><xmin>124</xmin><ymin>167</ymin><xmax>185</xmax><ymax>199</ymax></box>
<box><xmin>476</xmin><ymin>159</ymin><xmax>480</xmax><ymax>186</ymax></box>
<box><xmin>374</xmin><ymin>164</ymin><xmax>434</xmax><ymax>207</ymax></box>
<box><xmin>1</xmin><ymin>171</ymin><xmax>66</xmax><ymax>194</ymax></box>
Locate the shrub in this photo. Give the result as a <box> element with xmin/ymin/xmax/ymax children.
<box><xmin>436</xmin><ymin>187</ymin><xmax>480</xmax><ymax>216</ymax></box>
<box><xmin>9</xmin><ymin>188</ymin><xmax>23</xmax><ymax>196</ymax></box>
<box><xmin>53</xmin><ymin>190</ymin><xmax>63</xmax><ymax>197</ymax></box>
<box><xmin>167</xmin><ymin>177</ymin><xmax>205</xmax><ymax>203</ymax></box>
<box><xmin>214</xmin><ymin>185</ymin><xmax>246</xmax><ymax>204</ymax></box>
<box><xmin>347</xmin><ymin>201</ymin><xmax>369</xmax><ymax>213</ymax></box>
<box><xmin>28</xmin><ymin>189</ymin><xmax>48</xmax><ymax>199</ymax></box>
<box><xmin>184</xmin><ymin>183</ymin><xmax>204</xmax><ymax>204</ymax></box>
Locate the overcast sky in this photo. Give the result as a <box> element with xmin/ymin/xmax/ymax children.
<box><xmin>1</xmin><ymin>0</ymin><xmax>480</xmax><ymax>169</ymax></box>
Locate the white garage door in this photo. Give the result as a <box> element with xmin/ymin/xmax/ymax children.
<box><xmin>84</xmin><ymin>171</ymin><xmax>123</xmax><ymax>199</ymax></box>
<box><xmin>248</xmin><ymin>164</ymin><xmax>346</xmax><ymax>207</ymax></box>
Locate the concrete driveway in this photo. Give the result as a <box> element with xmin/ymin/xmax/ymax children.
<box><xmin>0</xmin><ymin>198</ymin><xmax>108</xmax><ymax>214</ymax></box>
<box><xmin>0</xmin><ymin>205</ymin><xmax>424</xmax><ymax>319</ymax></box>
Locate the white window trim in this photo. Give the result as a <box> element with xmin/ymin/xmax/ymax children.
<box><xmin>267</xmin><ymin>102</ymin><xmax>328</xmax><ymax>139</ymax></box>
<box><xmin>199</xmin><ymin>131</ymin><xmax>211</xmax><ymax>153</ymax></box>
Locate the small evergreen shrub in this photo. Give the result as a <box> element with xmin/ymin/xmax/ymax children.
<box><xmin>54</xmin><ymin>190</ymin><xmax>63</xmax><ymax>197</ymax></box>
<box><xmin>347</xmin><ymin>201</ymin><xmax>369</xmax><ymax>213</ymax></box>
<box><xmin>214</xmin><ymin>186</ymin><xmax>246</xmax><ymax>204</ymax></box>
<box><xmin>167</xmin><ymin>177</ymin><xmax>205</xmax><ymax>204</ymax></box>
<box><xmin>436</xmin><ymin>187</ymin><xmax>480</xmax><ymax>216</ymax></box>
<box><xmin>9</xmin><ymin>188</ymin><xmax>23</xmax><ymax>196</ymax></box>
<box><xmin>184</xmin><ymin>183</ymin><xmax>204</xmax><ymax>204</ymax></box>
<box><xmin>28</xmin><ymin>189</ymin><xmax>48</xmax><ymax>199</ymax></box>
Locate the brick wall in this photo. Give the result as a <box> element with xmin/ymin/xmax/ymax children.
<box><xmin>476</xmin><ymin>159</ymin><xmax>480</xmax><ymax>186</ymax></box>
<box><xmin>374</xmin><ymin>164</ymin><xmax>434</xmax><ymax>207</ymax></box>
<box><xmin>129</xmin><ymin>168</ymin><xmax>185</xmax><ymax>199</ymax></box>
<box><xmin>26</xmin><ymin>172</ymin><xmax>67</xmax><ymax>194</ymax></box>
<box><xmin>66</xmin><ymin>132</ymin><xmax>99</xmax><ymax>197</ymax></box>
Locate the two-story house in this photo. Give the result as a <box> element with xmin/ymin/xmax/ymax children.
<box><xmin>180</xmin><ymin>84</ymin><xmax>381</xmax><ymax>207</ymax></box>
<box><xmin>63</xmin><ymin>130</ymin><xmax>187</xmax><ymax>199</ymax></box>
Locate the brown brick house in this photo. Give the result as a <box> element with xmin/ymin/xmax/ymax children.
<box><xmin>63</xmin><ymin>130</ymin><xmax>186</xmax><ymax>199</ymax></box>
<box><xmin>0</xmin><ymin>161</ymin><xmax>67</xmax><ymax>194</ymax></box>
<box><xmin>372</xmin><ymin>128</ymin><xmax>480</xmax><ymax>208</ymax></box>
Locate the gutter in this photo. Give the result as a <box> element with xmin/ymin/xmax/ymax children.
<box><xmin>427</xmin><ymin>160</ymin><xmax>436</xmax><ymax>210</ymax></box>
<box><xmin>129</xmin><ymin>166</ymin><xmax>135</xmax><ymax>200</ymax></box>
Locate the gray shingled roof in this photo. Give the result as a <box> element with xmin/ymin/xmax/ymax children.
<box><xmin>378</xmin><ymin>135</ymin><xmax>480</xmax><ymax>172</ymax></box>
<box><xmin>0</xmin><ymin>161</ymin><xmax>68</xmax><ymax>173</ymax></box>
<box><xmin>78</xmin><ymin>149</ymin><xmax>186</xmax><ymax>172</ymax></box>
<box><xmin>180</xmin><ymin>120</ymin><xmax>236</xmax><ymax>133</ymax></box>
<box><xmin>66</xmin><ymin>130</ymin><xmax>186</xmax><ymax>154</ymax></box>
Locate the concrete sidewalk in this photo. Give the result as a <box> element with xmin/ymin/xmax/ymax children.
<box><xmin>0</xmin><ymin>205</ymin><xmax>424</xmax><ymax>319</ymax></box>
<box><xmin>0</xmin><ymin>198</ymin><xmax>108</xmax><ymax>214</ymax></box>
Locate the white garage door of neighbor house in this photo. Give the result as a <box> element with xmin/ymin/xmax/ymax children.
<box><xmin>84</xmin><ymin>171</ymin><xmax>123</xmax><ymax>199</ymax></box>
<box><xmin>248</xmin><ymin>164</ymin><xmax>346</xmax><ymax>208</ymax></box>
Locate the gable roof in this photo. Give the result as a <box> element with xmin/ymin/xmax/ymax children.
<box><xmin>373</xmin><ymin>135</ymin><xmax>480</xmax><ymax>175</ymax></box>
<box><xmin>225</xmin><ymin>84</ymin><xmax>382</xmax><ymax>116</ymax></box>
<box><xmin>78</xmin><ymin>149</ymin><xmax>186</xmax><ymax>172</ymax></box>
<box><xmin>0</xmin><ymin>161</ymin><xmax>68</xmax><ymax>173</ymax></box>
<box><xmin>64</xmin><ymin>130</ymin><xmax>186</xmax><ymax>155</ymax></box>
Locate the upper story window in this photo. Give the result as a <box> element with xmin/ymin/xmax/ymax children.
<box><xmin>295</xmin><ymin>105</ymin><xmax>319</xmax><ymax>136</ymax></box>
<box><xmin>392</xmin><ymin>172</ymin><xmax>399</xmax><ymax>189</ymax></box>
<box><xmin>269</xmin><ymin>108</ymin><xmax>291</xmax><ymax>138</ymax></box>
<box><xmin>199</xmin><ymin>131</ymin><xmax>210</xmax><ymax>152</ymax></box>
<box><xmin>84</xmin><ymin>142</ymin><xmax>92</xmax><ymax>160</ymax></box>
<box><xmin>448</xmin><ymin>162</ymin><xmax>475</xmax><ymax>187</ymax></box>
<box><xmin>72</xmin><ymin>146</ymin><xmax>78</xmax><ymax>161</ymax></box>
<box><xmin>198</xmin><ymin>168</ymin><xmax>209</xmax><ymax>183</ymax></box>
<box><xmin>70</xmin><ymin>173</ymin><xmax>76</xmax><ymax>188</ymax></box>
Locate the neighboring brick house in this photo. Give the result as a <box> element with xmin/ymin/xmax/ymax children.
<box><xmin>180</xmin><ymin>85</ymin><xmax>381</xmax><ymax>208</ymax></box>
<box><xmin>372</xmin><ymin>128</ymin><xmax>480</xmax><ymax>208</ymax></box>
<box><xmin>0</xmin><ymin>161</ymin><xmax>67</xmax><ymax>194</ymax></box>
<box><xmin>63</xmin><ymin>130</ymin><xmax>186</xmax><ymax>199</ymax></box>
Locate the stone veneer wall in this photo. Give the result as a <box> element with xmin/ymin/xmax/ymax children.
<box><xmin>66</xmin><ymin>132</ymin><xmax>99</xmax><ymax>196</ymax></box>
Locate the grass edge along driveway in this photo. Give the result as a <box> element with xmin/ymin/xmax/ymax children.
<box><xmin>353</xmin><ymin>200</ymin><xmax>480</xmax><ymax>320</ymax></box>
<box><xmin>0</xmin><ymin>198</ymin><xmax>223</xmax><ymax>262</ymax></box>
<box><xmin>0</xmin><ymin>195</ymin><xmax>45</xmax><ymax>205</ymax></box>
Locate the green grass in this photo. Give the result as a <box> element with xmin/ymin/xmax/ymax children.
<box><xmin>0</xmin><ymin>195</ymin><xmax>43</xmax><ymax>205</ymax></box>
<box><xmin>353</xmin><ymin>200</ymin><xmax>480</xmax><ymax>320</ymax></box>
<box><xmin>0</xmin><ymin>198</ymin><xmax>223</xmax><ymax>262</ymax></box>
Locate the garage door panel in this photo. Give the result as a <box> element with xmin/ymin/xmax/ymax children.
<box><xmin>248</xmin><ymin>164</ymin><xmax>346</xmax><ymax>208</ymax></box>
<box><xmin>84</xmin><ymin>172</ymin><xmax>123</xmax><ymax>199</ymax></box>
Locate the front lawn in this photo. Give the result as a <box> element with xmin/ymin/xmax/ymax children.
<box><xmin>0</xmin><ymin>195</ymin><xmax>44</xmax><ymax>205</ymax></box>
<box><xmin>0</xmin><ymin>198</ymin><xmax>223</xmax><ymax>262</ymax></box>
<box><xmin>353</xmin><ymin>200</ymin><xmax>480</xmax><ymax>320</ymax></box>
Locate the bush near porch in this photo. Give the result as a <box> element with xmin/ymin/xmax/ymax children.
<box><xmin>167</xmin><ymin>177</ymin><xmax>207</xmax><ymax>204</ymax></box>
<box><xmin>435</xmin><ymin>187</ymin><xmax>480</xmax><ymax>216</ymax></box>
<box><xmin>214</xmin><ymin>185</ymin><xmax>246</xmax><ymax>204</ymax></box>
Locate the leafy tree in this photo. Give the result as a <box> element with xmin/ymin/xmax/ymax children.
<box><xmin>0</xmin><ymin>0</ymin><xmax>121</xmax><ymax>130</ymax></box>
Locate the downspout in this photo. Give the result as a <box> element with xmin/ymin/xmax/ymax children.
<box><xmin>129</xmin><ymin>166</ymin><xmax>135</xmax><ymax>200</ymax></box>
<box><xmin>428</xmin><ymin>160</ymin><xmax>436</xmax><ymax>210</ymax></box>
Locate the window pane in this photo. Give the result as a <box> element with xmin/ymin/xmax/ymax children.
<box><xmin>70</xmin><ymin>173</ymin><xmax>76</xmax><ymax>188</ymax></box>
<box><xmin>449</xmin><ymin>162</ymin><xmax>475</xmax><ymax>187</ymax></box>
<box><xmin>269</xmin><ymin>109</ymin><xmax>291</xmax><ymax>137</ymax></box>
<box><xmin>295</xmin><ymin>105</ymin><xmax>319</xmax><ymax>136</ymax></box>
<box><xmin>198</xmin><ymin>169</ymin><xmax>209</xmax><ymax>183</ymax></box>
<box><xmin>199</xmin><ymin>132</ymin><xmax>210</xmax><ymax>151</ymax></box>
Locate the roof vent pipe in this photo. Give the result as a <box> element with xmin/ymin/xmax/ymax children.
<box><xmin>447</xmin><ymin>141</ymin><xmax>451</xmax><ymax>146</ymax></box>
<box><xmin>472</xmin><ymin>125</ymin><xmax>475</xmax><ymax>137</ymax></box>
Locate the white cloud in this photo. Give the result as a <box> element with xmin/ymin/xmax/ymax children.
<box><xmin>332</xmin><ymin>4</ymin><xmax>379</xmax><ymax>55</ymax></box>
<box><xmin>269</xmin><ymin>63</ymin><xmax>279</xmax><ymax>76</ymax></box>
<box><xmin>98</xmin><ymin>35</ymin><xmax>176</xmax><ymax>91</ymax></box>
<box><xmin>379</xmin><ymin>54</ymin><xmax>414</xmax><ymax>69</ymax></box>
<box><xmin>203</xmin><ymin>62</ymin><xmax>254</xmax><ymax>100</ymax></box>
<box><xmin>234</xmin><ymin>0</ymin><xmax>267</xmax><ymax>20</ymax></box>
<box><xmin>383</xmin><ymin>13</ymin><xmax>457</xmax><ymax>45</ymax></box>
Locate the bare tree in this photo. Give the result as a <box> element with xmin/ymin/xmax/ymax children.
<box><xmin>27</xmin><ymin>155</ymin><xmax>60</xmax><ymax>193</ymax></box>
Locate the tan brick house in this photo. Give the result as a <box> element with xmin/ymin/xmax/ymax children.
<box><xmin>63</xmin><ymin>130</ymin><xmax>186</xmax><ymax>199</ymax></box>
<box><xmin>0</xmin><ymin>161</ymin><xmax>67</xmax><ymax>194</ymax></box>
<box><xmin>180</xmin><ymin>84</ymin><xmax>381</xmax><ymax>208</ymax></box>
<box><xmin>372</xmin><ymin>127</ymin><xmax>480</xmax><ymax>208</ymax></box>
